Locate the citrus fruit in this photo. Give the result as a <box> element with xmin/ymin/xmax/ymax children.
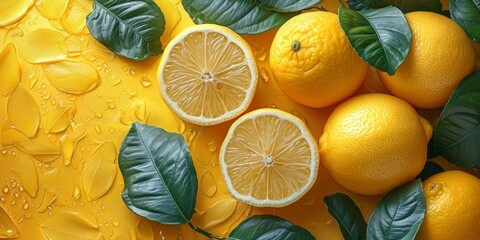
<box><xmin>269</xmin><ymin>11</ymin><xmax>368</xmax><ymax>108</ymax></box>
<box><xmin>378</xmin><ymin>11</ymin><xmax>476</xmax><ymax>109</ymax></box>
<box><xmin>417</xmin><ymin>170</ymin><xmax>480</xmax><ymax>240</ymax></box>
<box><xmin>158</xmin><ymin>24</ymin><xmax>258</xmax><ymax>126</ymax></box>
<box><xmin>219</xmin><ymin>108</ymin><xmax>318</xmax><ymax>207</ymax></box>
<box><xmin>319</xmin><ymin>93</ymin><xmax>431</xmax><ymax>196</ymax></box>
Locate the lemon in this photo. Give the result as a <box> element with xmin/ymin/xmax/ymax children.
<box><xmin>158</xmin><ymin>24</ymin><xmax>258</xmax><ymax>126</ymax></box>
<box><xmin>219</xmin><ymin>108</ymin><xmax>318</xmax><ymax>207</ymax></box>
<box><xmin>269</xmin><ymin>11</ymin><xmax>368</xmax><ymax>108</ymax></box>
<box><xmin>417</xmin><ymin>170</ymin><xmax>480</xmax><ymax>240</ymax></box>
<box><xmin>378</xmin><ymin>11</ymin><xmax>476</xmax><ymax>109</ymax></box>
<box><xmin>319</xmin><ymin>93</ymin><xmax>431</xmax><ymax>196</ymax></box>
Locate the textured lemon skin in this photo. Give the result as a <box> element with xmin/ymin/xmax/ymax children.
<box><xmin>319</xmin><ymin>93</ymin><xmax>430</xmax><ymax>196</ymax></box>
<box><xmin>378</xmin><ymin>11</ymin><xmax>476</xmax><ymax>109</ymax></box>
<box><xmin>269</xmin><ymin>11</ymin><xmax>368</xmax><ymax>108</ymax></box>
<box><xmin>417</xmin><ymin>171</ymin><xmax>480</xmax><ymax>240</ymax></box>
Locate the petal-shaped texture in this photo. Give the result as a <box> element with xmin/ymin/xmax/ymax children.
<box><xmin>43</xmin><ymin>61</ymin><xmax>100</xmax><ymax>94</ymax></box>
<box><xmin>7</xmin><ymin>86</ymin><xmax>40</xmax><ymax>138</ymax></box>
<box><xmin>0</xmin><ymin>43</ymin><xmax>20</xmax><ymax>96</ymax></box>
<box><xmin>198</xmin><ymin>198</ymin><xmax>237</xmax><ymax>229</ymax></box>
<box><xmin>16</xmin><ymin>29</ymin><xmax>67</xmax><ymax>63</ymax></box>
<box><xmin>0</xmin><ymin>0</ymin><xmax>34</xmax><ymax>26</ymax></box>
<box><xmin>41</xmin><ymin>211</ymin><xmax>103</xmax><ymax>240</ymax></box>
<box><xmin>82</xmin><ymin>141</ymin><xmax>117</xmax><ymax>201</ymax></box>
<box><xmin>0</xmin><ymin>205</ymin><xmax>19</xmax><ymax>238</ymax></box>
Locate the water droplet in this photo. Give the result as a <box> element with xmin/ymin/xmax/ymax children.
<box><xmin>41</xmin><ymin>90</ymin><xmax>52</xmax><ymax>100</ymax></box>
<box><xmin>251</xmin><ymin>41</ymin><xmax>267</xmax><ymax>61</ymax></box>
<box><xmin>100</xmin><ymin>204</ymin><xmax>106</xmax><ymax>211</ymax></box>
<box><xmin>23</xmin><ymin>202</ymin><xmax>29</xmax><ymax>210</ymax></box>
<box><xmin>94</xmin><ymin>125</ymin><xmax>101</xmax><ymax>134</ymax></box>
<box><xmin>260</xmin><ymin>68</ymin><xmax>269</xmax><ymax>82</ymax></box>
<box><xmin>13</xmin><ymin>192</ymin><xmax>19</xmax><ymax>198</ymax></box>
<box><xmin>29</xmin><ymin>71</ymin><xmax>38</xmax><ymax>89</ymax></box>
<box><xmin>10</xmin><ymin>180</ymin><xmax>17</xmax><ymax>188</ymax></box>
<box><xmin>73</xmin><ymin>185</ymin><xmax>81</xmax><ymax>200</ymax></box>
<box><xmin>140</xmin><ymin>77</ymin><xmax>152</xmax><ymax>87</ymax></box>
<box><xmin>3</xmin><ymin>186</ymin><xmax>9</xmax><ymax>194</ymax></box>
<box><xmin>186</xmin><ymin>129</ymin><xmax>196</xmax><ymax>144</ymax></box>
<box><xmin>134</xmin><ymin>100</ymin><xmax>146</xmax><ymax>121</ymax></box>
<box><xmin>112</xmin><ymin>221</ymin><xmax>119</xmax><ymax>227</ymax></box>
<box><xmin>107</xmin><ymin>101</ymin><xmax>116</xmax><ymax>109</ymax></box>
<box><xmin>8</xmin><ymin>27</ymin><xmax>24</xmax><ymax>38</ymax></box>
<box><xmin>10</xmin><ymin>200</ymin><xmax>16</xmax><ymax>206</ymax></box>
<box><xmin>178</xmin><ymin>121</ymin><xmax>186</xmax><ymax>133</ymax></box>
<box><xmin>0</xmin><ymin>197</ymin><xmax>4</xmax><ymax>202</ymax></box>
<box><xmin>207</xmin><ymin>141</ymin><xmax>217</xmax><ymax>152</ymax></box>
<box><xmin>129</xmin><ymin>68</ymin><xmax>136</xmax><ymax>76</ymax></box>
<box><xmin>95</xmin><ymin>112</ymin><xmax>103</xmax><ymax>118</ymax></box>
<box><xmin>270</xmin><ymin>104</ymin><xmax>277</xmax><ymax>108</ymax></box>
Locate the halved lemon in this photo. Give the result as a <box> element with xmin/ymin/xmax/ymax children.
<box><xmin>219</xmin><ymin>108</ymin><xmax>319</xmax><ymax>207</ymax></box>
<box><xmin>158</xmin><ymin>24</ymin><xmax>258</xmax><ymax>126</ymax></box>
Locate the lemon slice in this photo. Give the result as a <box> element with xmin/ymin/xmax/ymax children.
<box><xmin>219</xmin><ymin>108</ymin><xmax>319</xmax><ymax>207</ymax></box>
<box><xmin>158</xmin><ymin>24</ymin><xmax>258</xmax><ymax>126</ymax></box>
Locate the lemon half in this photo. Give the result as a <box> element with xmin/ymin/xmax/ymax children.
<box><xmin>158</xmin><ymin>24</ymin><xmax>258</xmax><ymax>126</ymax></box>
<box><xmin>219</xmin><ymin>108</ymin><xmax>318</xmax><ymax>207</ymax></box>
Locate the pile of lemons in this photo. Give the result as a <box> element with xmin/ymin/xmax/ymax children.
<box><xmin>157</xmin><ymin>9</ymin><xmax>479</xmax><ymax>240</ymax></box>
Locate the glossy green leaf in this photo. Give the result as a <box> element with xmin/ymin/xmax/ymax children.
<box><xmin>428</xmin><ymin>71</ymin><xmax>480</xmax><ymax>168</ymax></box>
<box><xmin>229</xmin><ymin>215</ymin><xmax>315</xmax><ymax>240</ymax></box>
<box><xmin>182</xmin><ymin>0</ymin><xmax>293</xmax><ymax>34</ymax></box>
<box><xmin>119</xmin><ymin>123</ymin><xmax>198</xmax><ymax>224</ymax></box>
<box><xmin>347</xmin><ymin>0</ymin><xmax>442</xmax><ymax>13</ymax></box>
<box><xmin>367</xmin><ymin>179</ymin><xmax>425</xmax><ymax>240</ymax></box>
<box><xmin>416</xmin><ymin>162</ymin><xmax>444</xmax><ymax>181</ymax></box>
<box><xmin>86</xmin><ymin>0</ymin><xmax>165</xmax><ymax>60</ymax></box>
<box><xmin>338</xmin><ymin>6</ymin><xmax>411</xmax><ymax>75</ymax></box>
<box><xmin>450</xmin><ymin>0</ymin><xmax>480</xmax><ymax>44</ymax></box>
<box><xmin>256</xmin><ymin>0</ymin><xmax>322</xmax><ymax>12</ymax></box>
<box><xmin>324</xmin><ymin>193</ymin><xmax>366</xmax><ymax>240</ymax></box>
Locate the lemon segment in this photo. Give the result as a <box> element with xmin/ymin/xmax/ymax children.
<box><xmin>219</xmin><ymin>108</ymin><xmax>318</xmax><ymax>207</ymax></box>
<box><xmin>158</xmin><ymin>24</ymin><xmax>258</xmax><ymax>126</ymax></box>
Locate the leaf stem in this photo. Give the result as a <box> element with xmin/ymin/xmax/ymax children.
<box><xmin>187</xmin><ymin>222</ymin><xmax>235</xmax><ymax>240</ymax></box>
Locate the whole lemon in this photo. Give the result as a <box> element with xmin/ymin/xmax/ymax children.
<box><xmin>269</xmin><ymin>11</ymin><xmax>368</xmax><ymax>108</ymax></box>
<box><xmin>417</xmin><ymin>170</ymin><xmax>480</xmax><ymax>240</ymax></box>
<box><xmin>378</xmin><ymin>11</ymin><xmax>476</xmax><ymax>109</ymax></box>
<box><xmin>319</xmin><ymin>93</ymin><xmax>431</xmax><ymax>195</ymax></box>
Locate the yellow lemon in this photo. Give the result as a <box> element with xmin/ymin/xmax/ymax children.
<box><xmin>158</xmin><ymin>24</ymin><xmax>258</xmax><ymax>126</ymax></box>
<box><xmin>319</xmin><ymin>93</ymin><xmax>431</xmax><ymax>195</ymax></box>
<box><xmin>378</xmin><ymin>11</ymin><xmax>476</xmax><ymax>109</ymax></box>
<box><xmin>269</xmin><ymin>11</ymin><xmax>368</xmax><ymax>108</ymax></box>
<box><xmin>417</xmin><ymin>170</ymin><xmax>480</xmax><ymax>240</ymax></box>
<box><xmin>219</xmin><ymin>108</ymin><xmax>318</xmax><ymax>207</ymax></box>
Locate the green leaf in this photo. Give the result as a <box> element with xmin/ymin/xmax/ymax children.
<box><xmin>416</xmin><ymin>162</ymin><xmax>444</xmax><ymax>181</ymax></box>
<box><xmin>229</xmin><ymin>215</ymin><xmax>315</xmax><ymax>240</ymax></box>
<box><xmin>450</xmin><ymin>0</ymin><xmax>480</xmax><ymax>44</ymax></box>
<box><xmin>338</xmin><ymin>6</ymin><xmax>412</xmax><ymax>75</ymax></box>
<box><xmin>86</xmin><ymin>0</ymin><xmax>165</xmax><ymax>60</ymax></box>
<box><xmin>367</xmin><ymin>179</ymin><xmax>425</xmax><ymax>240</ymax></box>
<box><xmin>119</xmin><ymin>123</ymin><xmax>198</xmax><ymax>224</ymax></box>
<box><xmin>323</xmin><ymin>193</ymin><xmax>366</xmax><ymax>240</ymax></box>
<box><xmin>428</xmin><ymin>71</ymin><xmax>480</xmax><ymax>168</ymax></box>
<box><xmin>255</xmin><ymin>0</ymin><xmax>322</xmax><ymax>12</ymax></box>
<box><xmin>182</xmin><ymin>0</ymin><xmax>293</xmax><ymax>34</ymax></box>
<box><xmin>348</xmin><ymin>0</ymin><xmax>443</xmax><ymax>13</ymax></box>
